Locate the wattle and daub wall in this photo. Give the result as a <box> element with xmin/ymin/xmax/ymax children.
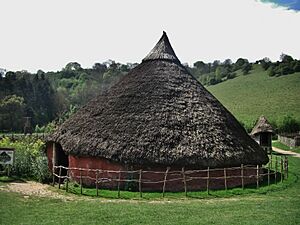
<box><xmin>47</xmin><ymin>144</ymin><xmax>260</xmax><ymax>191</ymax></box>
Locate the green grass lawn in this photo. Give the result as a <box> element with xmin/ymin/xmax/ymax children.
<box><xmin>207</xmin><ymin>65</ymin><xmax>300</xmax><ymax>128</ymax></box>
<box><xmin>273</xmin><ymin>141</ymin><xmax>300</xmax><ymax>153</ymax></box>
<box><xmin>1</xmin><ymin>156</ymin><xmax>300</xmax><ymax>225</ymax></box>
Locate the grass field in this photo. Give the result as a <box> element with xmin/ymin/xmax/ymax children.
<box><xmin>207</xmin><ymin>65</ymin><xmax>300</xmax><ymax>128</ymax></box>
<box><xmin>1</xmin><ymin>156</ymin><xmax>300</xmax><ymax>225</ymax></box>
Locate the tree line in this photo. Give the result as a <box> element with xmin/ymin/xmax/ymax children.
<box><xmin>187</xmin><ymin>53</ymin><xmax>300</xmax><ymax>86</ymax></box>
<box><xmin>0</xmin><ymin>60</ymin><xmax>132</xmax><ymax>132</ymax></box>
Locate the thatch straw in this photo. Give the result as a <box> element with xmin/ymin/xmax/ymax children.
<box><xmin>49</xmin><ymin>32</ymin><xmax>268</xmax><ymax>168</ymax></box>
<box><xmin>251</xmin><ymin>116</ymin><xmax>275</xmax><ymax>135</ymax></box>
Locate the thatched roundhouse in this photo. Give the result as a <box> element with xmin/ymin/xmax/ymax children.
<box><xmin>47</xmin><ymin>32</ymin><xmax>268</xmax><ymax>191</ymax></box>
<box><xmin>251</xmin><ymin>115</ymin><xmax>274</xmax><ymax>153</ymax></box>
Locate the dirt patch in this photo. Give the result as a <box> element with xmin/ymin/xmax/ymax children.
<box><xmin>0</xmin><ymin>181</ymin><xmax>75</xmax><ymax>201</ymax></box>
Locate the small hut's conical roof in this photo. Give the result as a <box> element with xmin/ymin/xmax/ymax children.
<box><xmin>50</xmin><ymin>32</ymin><xmax>268</xmax><ymax>168</ymax></box>
<box><xmin>251</xmin><ymin>116</ymin><xmax>275</xmax><ymax>135</ymax></box>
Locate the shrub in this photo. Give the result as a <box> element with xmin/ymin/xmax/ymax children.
<box><xmin>277</xmin><ymin>115</ymin><xmax>300</xmax><ymax>133</ymax></box>
<box><xmin>0</xmin><ymin>137</ymin><xmax>51</xmax><ymax>182</ymax></box>
<box><xmin>34</xmin><ymin>121</ymin><xmax>56</xmax><ymax>133</ymax></box>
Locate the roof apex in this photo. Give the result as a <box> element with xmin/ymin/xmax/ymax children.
<box><xmin>142</xmin><ymin>31</ymin><xmax>181</xmax><ymax>64</ymax></box>
<box><xmin>251</xmin><ymin>115</ymin><xmax>275</xmax><ymax>135</ymax></box>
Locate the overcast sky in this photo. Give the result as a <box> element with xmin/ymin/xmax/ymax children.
<box><xmin>0</xmin><ymin>0</ymin><xmax>299</xmax><ymax>72</ymax></box>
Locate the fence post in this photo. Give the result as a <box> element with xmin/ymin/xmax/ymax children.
<box><xmin>139</xmin><ymin>169</ymin><xmax>142</xmax><ymax>198</ymax></box>
<box><xmin>58</xmin><ymin>166</ymin><xmax>62</xmax><ymax>189</ymax></box>
<box><xmin>66</xmin><ymin>168</ymin><xmax>69</xmax><ymax>192</ymax></box>
<box><xmin>52</xmin><ymin>166</ymin><xmax>56</xmax><ymax>186</ymax></box>
<box><xmin>256</xmin><ymin>165</ymin><xmax>259</xmax><ymax>189</ymax></box>
<box><xmin>224</xmin><ymin>168</ymin><xmax>227</xmax><ymax>191</ymax></box>
<box><xmin>7</xmin><ymin>165</ymin><xmax>11</xmax><ymax>177</ymax></box>
<box><xmin>286</xmin><ymin>156</ymin><xmax>289</xmax><ymax>179</ymax></box>
<box><xmin>270</xmin><ymin>152</ymin><xmax>273</xmax><ymax>169</ymax></box>
<box><xmin>206</xmin><ymin>167</ymin><xmax>210</xmax><ymax>195</ymax></box>
<box><xmin>96</xmin><ymin>170</ymin><xmax>99</xmax><ymax>197</ymax></box>
<box><xmin>117</xmin><ymin>170</ymin><xmax>121</xmax><ymax>198</ymax></box>
<box><xmin>182</xmin><ymin>167</ymin><xmax>187</xmax><ymax>197</ymax></box>
<box><xmin>268</xmin><ymin>163</ymin><xmax>270</xmax><ymax>186</ymax></box>
<box><xmin>241</xmin><ymin>164</ymin><xmax>244</xmax><ymax>190</ymax></box>
<box><xmin>162</xmin><ymin>167</ymin><xmax>170</xmax><ymax>198</ymax></box>
<box><xmin>280</xmin><ymin>156</ymin><xmax>283</xmax><ymax>182</ymax></box>
<box><xmin>275</xmin><ymin>156</ymin><xmax>277</xmax><ymax>184</ymax></box>
<box><xmin>80</xmin><ymin>169</ymin><xmax>83</xmax><ymax>194</ymax></box>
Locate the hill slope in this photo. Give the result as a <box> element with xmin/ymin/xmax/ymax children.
<box><xmin>206</xmin><ymin>65</ymin><xmax>300</xmax><ymax>129</ymax></box>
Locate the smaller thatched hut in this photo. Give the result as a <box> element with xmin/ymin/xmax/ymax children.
<box><xmin>251</xmin><ymin>116</ymin><xmax>274</xmax><ymax>153</ymax></box>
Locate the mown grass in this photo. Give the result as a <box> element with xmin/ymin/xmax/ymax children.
<box><xmin>273</xmin><ymin>141</ymin><xmax>300</xmax><ymax>153</ymax></box>
<box><xmin>1</xmin><ymin>156</ymin><xmax>300</xmax><ymax>225</ymax></box>
<box><xmin>207</xmin><ymin>65</ymin><xmax>300</xmax><ymax>128</ymax></box>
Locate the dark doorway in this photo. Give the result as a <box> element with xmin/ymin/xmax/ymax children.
<box><xmin>55</xmin><ymin>143</ymin><xmax>69</xmax><ymax>176</ymax></box>
<box><xmin>260</xmin><ymin>133</ymin><xmax>269</xmax><ymax>147</ymax></box>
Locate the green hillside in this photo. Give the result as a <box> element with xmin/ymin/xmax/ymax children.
<box><xmin>206</xmin><ymin>65</ymin><xmax>300</xmax><ymax>129</ymax></box>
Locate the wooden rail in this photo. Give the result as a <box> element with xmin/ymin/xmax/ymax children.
<box><xmin>52</xmin><ymin>154</ymin><xmax>288</xmax><ymax>198</ymax></box>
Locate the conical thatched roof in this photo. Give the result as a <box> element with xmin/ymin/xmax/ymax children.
<box><xmin>251</xmin><ymin>116</ymin><xmax>275</xmax><ymax>135</ymax></box>
<box><xmin>49</xmin><ymin>32</ymin><xmax>268</xmax><ymax>168</ymax></box>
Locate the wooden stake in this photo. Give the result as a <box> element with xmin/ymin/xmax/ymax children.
<box><xmin>270</xmin><ymin>152</ymin><xmax>273</xmax><ymax>169</ymax></box>
<box><xmin>275</xmin><ymin>157</ymin><xmax>277</xmax><ymax>184</ymax></box>
<box><xmin>58</xmin><ymin>166</ymin><xmax>62</xmax><ymax>189</ymax></box>
<box><xmin>256</xmin><ymin>165</ymin><xmax>259</xmax><ymax>189</ymax></box>
<box><xmin>66</xmin><ymin>169</ymin><xmax>69</xmax><ymax>192</ymax></box>
<box><xmin>80</xmin><ymin>169</ymin><xmax>83</xmax><ymax>194</ymax></box>
<box><xmin>139</xmin><ymin>169</ymin><xmax>142</xmax><ymax>198</ymax></box>
<box><xmin>7</xmin><ymin>165</ymin><xmax>11</xmax><ymax>177</ymax></box>
<box><xmin>162</xmin><ymin>167</ymin><xmax>170</xmax><ymax>198</ymax></box>
<box><xmin>224</xmin><ymin>168</ymin><xmax>227</xmax><ymax>191</ymax></box>
<box><xmin>206</xmin><ymin>167</ymin><xmax>210</xmax><ymax>194</ymax></box>
<box><xmin>286</xmin><ymin>156</ymin><xmax>289</xmax><ymax>179</ymax></box>
<box><xmin>52</xmin><ymin>167</ymin><xmax>55</xmax><ymax>186</ymax></box>
<box><xmin>96</xmin><ymin>170</ymin><xmax>99</xmax><ymax>197</ymax></box>
<box><xmin>241</xmin><ymin>164</ymin><xmax>244</xmax><ymax>190</ymax></box>
<box><xmin>182</xmin><ymin>167</ymin><xmax>187</xmax><ymax>197</ymax></box>
<box><xmin>268</xmin><ymin>163</ymin><xmax>270</xmax><ymax>186</ymax></box>
<box><xmin>117</xmin><ymin>171</ymin><xmax>121</xmax><ymax>198</ymax></box>
<box><xmin>285</xmin><ymin>156</ymin><xmax>287</xmax><ymax>179</ymax></box>
<box><xmin>280</xmin><ymin>156</ymin><xmax>283</xmax><ymax>182</ymax></box>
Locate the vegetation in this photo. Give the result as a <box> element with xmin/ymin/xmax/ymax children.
<box><xmin>0</xmin><ymin>61</ymin><xmax>131</xmax><ymax>133</ymax></box>
<box><xmin>0</xmin><ymin>156</ymin><xmax>299</xmax><ymax>224</ymax></box>
<box><xmin>0</xmin><ymin>137</ymin><xmax>50</xmax><ymax>182</ymax></box>
<box><xmin>273</xmin><ymin>141</ymin><xmax>300</xmax><ymax>154</ymax></box>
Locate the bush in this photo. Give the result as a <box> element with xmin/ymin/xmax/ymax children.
<box><xmin>0</xmin><ymin>137</ymin><xmax>51</xmax><ymax>182</ymax></box>
<box><xmin>277</xmin><ymin>115</ymin><xmax>300</xmax><ymax>133</ymax></box>
<box><xmin>34</xmin><ymin>121</ymin><xmax>56</xmax><ymax>133</ymax></box>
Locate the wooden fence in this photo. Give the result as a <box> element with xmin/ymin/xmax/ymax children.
<box><xmin>52</xmin><ymin>154</ymin><xmax>288</xmax><ymax>198</ymax></box>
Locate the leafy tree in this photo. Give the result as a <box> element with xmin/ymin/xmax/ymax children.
<box><xmin>293</xmin><ymin>61</ymin><xmax>300</xmax><ymax>72</ymax></box>
<box><xmin>260</xmin><ymin>57</ymin><xmax>271</xmax><ymax>70</ymax></box>
<box><xmin>242</xmin><ymin>63</ymin><xmax>252</xmax><ymax>75</ymax></box>
<box><xmin>234</xmin><ymin>58</ymin><xmax>248</xmax><ymax>70</ymax></box>
<box><xmin>223</xmin><ymin>59</ymin><xmax>232</xmax><ymax>67</ymax></box>
<box><xmin>92</xmin><ymin>63</ymin><xmax>107</xmax><ymax>73</ymax></box>
<box><xmin>64</xmin><ymin>62</ymin><xmax>82</xmax><ymax>71</ymax></box>
<box><xmin>268</xmin><ymin>66</ymin><xmax>276</xmax><ymax>77</ymax></box>
<box><xmin>280</xmin><ymin>54</ymin><xmax>293</xmax><ymax>63</ymax></box>
<box><xmin>0</xmin><ymin>95</ymin><xmax>25</xmax><ymax>132</ymax></box>
<box><xmin>215</xmin><ymin>66</ymin><xmax>222</xmax><ymax>81</ymax></box>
